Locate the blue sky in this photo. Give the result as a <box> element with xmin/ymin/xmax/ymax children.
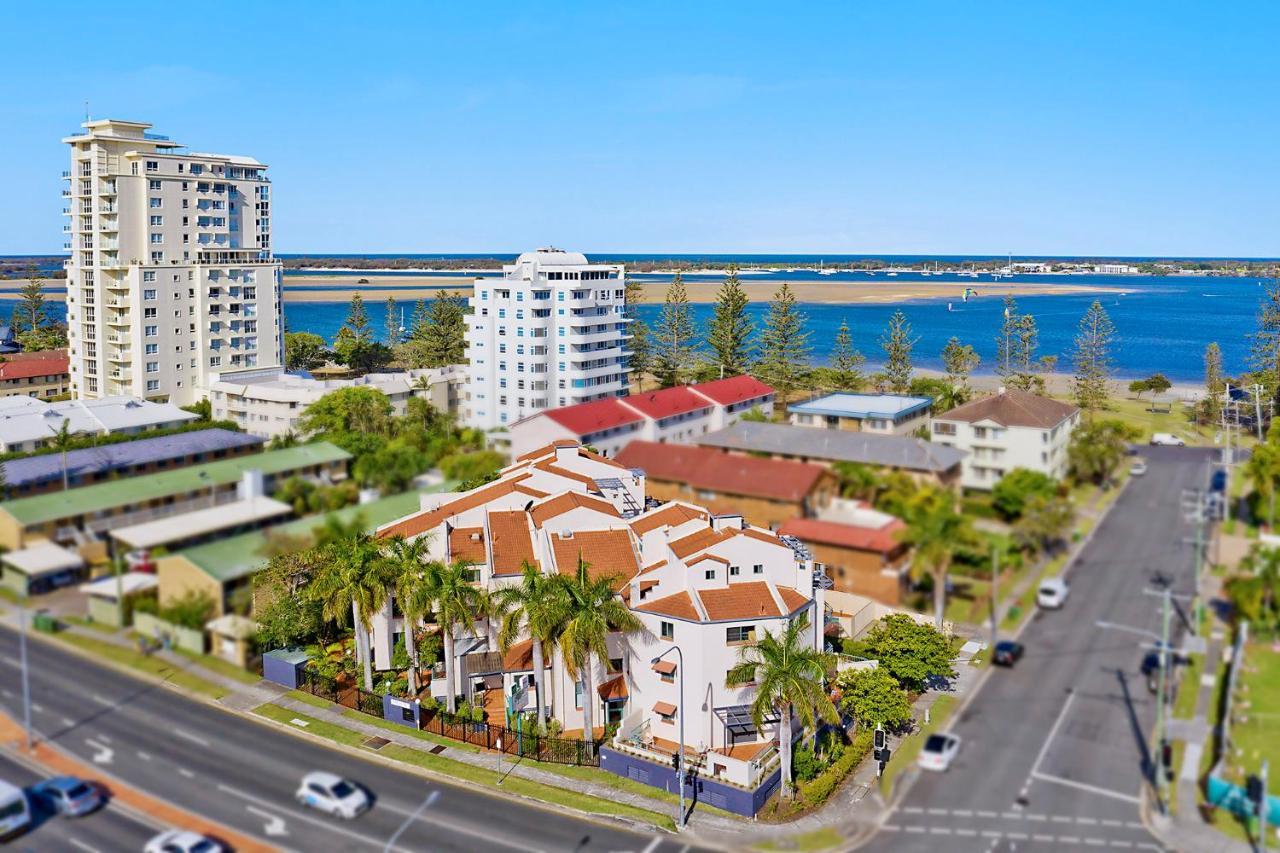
<box><xmin>3</xmin><ymin>2</ymin><xmax>1277</xmax><ymax>256</ymax></box>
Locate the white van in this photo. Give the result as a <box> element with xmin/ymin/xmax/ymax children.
<box><xmin>0</xmin><ymin>779</ymin><xmax>31</xmax><ymax>840</ymax></box>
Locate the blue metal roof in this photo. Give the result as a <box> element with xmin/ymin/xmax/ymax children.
<box><xmin>789</xmin><ymin>393</ymin><xmax>933</xmax><ymax>421</ymax></box>
<box><xmin>1</xmin><ymin>428</ymin><xmax>264</xmax><ymax>489</ymax></box>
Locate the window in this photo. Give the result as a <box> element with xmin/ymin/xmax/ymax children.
<box><xmin>752</xmin><ymin>563</ymin><xmax>763</xmax><ymax>575</ymax></box>
<box><xmin>146</xmin><ymin>362</ymin><xmax>158</xmax><ymax>373</ymax></box>
<box><xmin>726</xmin><ymin>625</ymin><xmax>757</xmax><ymax>644</ymax></box>
<box><xmin>704</xmin><ymin>569</ymin><xmax>716</xmax><ymax>581</ymax></box>
<box><xmin>143</xmin><ymin>271</ymin><xmax>156</xmax><ymax>282</ymax></box>
<box><xmin>143</xmin><ymin>289</ymin><xmax>156</xmax><ymax>300</ymax></box>
<box><xmin>146</xmin><ymin>380</ymin><xmax>159</xmax><ymax>392</ymax></box>
<box><xmin>150</xmin><ymin>215</ymin><xmax>163</xmax><ymax>226</ymax></box>
<box><xmin>729</xmin><ymin>565</ymin><xmax>740</xmax><ymax>577</ymax></box>
<box><xmin>144</xmin><ymin>325</ymin><xmax>157</xmax><ymax>337</ymax></box>
<box><xmin>150</xmin><ymin>233</ymin><xmax>163</xmax><ymax>244</ymax></box>
<box><xmin>148</xmin><ymin>179</ymin><xmax>161</xmax><ymax>190</ymax></box>
<box><xmin>149</xmin><ymin>197</ymin><xmax>162</xmax><ymax>208</ymax></box>
<box><xmin>660</xmin><ymin>621</ymin><xmax>674</xmax><ymax>641</ymax></box>
<box><xmin>145</xmin><ymin>344</ymin><xmax>158</xmax><ymax>355</ymax></box>
<box><xmin>933</xmin><ymin>422</ymin><xmax>956</xmax><ymax>436</ymax></box>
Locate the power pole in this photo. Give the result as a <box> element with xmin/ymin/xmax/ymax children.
<box><xmin>990</xmin><ymin>544</ymin><xmax>1000</xmax><ymax>652</ymax></box>
<box><xmin>1261</xmin><ymin>759</ymin><xmax>1270</xmax><ymax>852</ymax></box>
<box><xmin>1153</xmin><ymin>588</ymin><xmax>1173</xmax><ymax>811</ymax></box>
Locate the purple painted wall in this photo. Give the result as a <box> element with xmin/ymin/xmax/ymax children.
<box><xmin>599</xmin><ymin>746</ymin><xmax>782</xmax><ymax>817</ymax></box>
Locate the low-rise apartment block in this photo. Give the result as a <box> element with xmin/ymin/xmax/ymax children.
<box><xmin>929</xmin><ymin>388</ymin><xmax>1079</xmax><ymax>489</ymax></box>
<box><xmin>510</xmin><ymin>375</ymin><xmax>774</xmax><ymax>458</ymax></box>
<box><xmin>0</xmin><ymin>351</ymin><xmax>71</xmax><ymax>400</ymax></box>
<box><xmin>788</xmin><ymin>392</ymin><xmax>932</xmax><ymax>436</ymax></box>
<box><xmin>0</xmin><ymin>395</ymin><xmax>198</xmax><ymax>453</ymax></box>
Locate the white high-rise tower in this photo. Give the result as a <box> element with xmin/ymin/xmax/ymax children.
<box><xmin>62</xmin><ymin>119</ymin><xmax>283</xmax><ymax>405</ymax></box>
<box><xmin>464</xmin><ymin>248</ymin><xmax>631</xmax><ymax>429</ymax></box>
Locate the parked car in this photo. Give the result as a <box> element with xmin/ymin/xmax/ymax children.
<box><xmin>1037</xmin><ymin>578</ymin><xmax>1070</xmax><ymax>610</ymax></box>
<box><xmin>992</xmin><ymin>640</ymin><xmax>1025</xmax><ymax>667</ymax></box>
<box><xmin>0</xmin><ymin>780</ymin><xmax>30</xmax><ymax>841</ymax></box>
<box><xmin>144</xmin><ymin>829</ymin><xmax>224</xmax><ymax>853</ymax></box>
<box><xmin>32</xmin><ymin>776</ymin><xmax>102</xmax><ymax>817</ymax></box>
<box><xmin>296</xmin><ymin>771</ymin><xmax>370</xmax><ymax>819</ymax></box>
<box><xmin>1150</xmin><ymin>433</ymin><xmax>1185</xmax><ymax>447</ymax></box>
<box><xmin>1211</xmin><ymin>469</ymin><xmax>1228</xmax><ymax>492</ymax></box>
<box><xmin>917</xmin><ymin>733</ymin><xmax>962</xmax><ymax>771</ymax></box>
<box><xmin>1130</xmin><ymin>458</ymin><xmax>1148</xmax><ymax>476</ymax></box>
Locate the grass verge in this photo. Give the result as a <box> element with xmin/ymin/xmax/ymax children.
<box><xmin>1172</xmin><ymin>654</ymin><xmax>1204</xmax><ymax>720</ymax></box>
<box><xmin>59</xmin><ymin>615</ymin><xmax>121</xmax><ymax>635</ymax></box>
<box><xmin>52</xmin><ymin>630</ymin><xmax>227</xmax><ymax>700</ymax></box>
<box><xmin>285</xmin><ymin>689</ymin><xmax>337</xmax><ymax>709</ymax></box>
<box><xmin>253</xmin><ymin>703</ymin><xmax>676</xmax><ymax>831</ymax></box>
<box><xmin>339</xmin><ymin>710</ymin><xmax>482</xmax><ymax>754</ymax></box>
<box><xmin>881</xmin><ymin>694</ymin><xmax>958</xmax><ymax>799</ymax></box>
<box><xmin>174</xmin><ymin>648</ymin><xmax>262</xmax><ymax>686</ymax></box>
<box><xmin>755</xmin><ymin>827</ymin><xmax>845</xmax><ymax>852</ymax></box>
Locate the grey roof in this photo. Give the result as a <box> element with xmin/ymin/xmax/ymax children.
<box><xmin>696</xmin><ymin>421</ymin><xmax>966</xmax><ymax>473</ymax></box>
<box><xmin>1</xmin><ymin>429</ymin><xmax>263</xmax><ymax>489</ymax></box>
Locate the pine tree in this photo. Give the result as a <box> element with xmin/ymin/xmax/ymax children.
<box><xmin>653</xmin><ymin>272</ymin><xmax>696</xmax><ymax>387</ymax></box>
<box><xmin>879</xmin><ymin>310</ymin><xmax>917</xmax><ymax>393</ymax></box>
<box><xmin>941</xmin><ymin>337</ymin><xmax>980</xmax><ymax>394</ymax></box>
<box><xmin>996</xmin><ymin>296</ymin><xmax>1041</xmax><ymax>391</ymax></box>
<box><xmin>755</xmin><ymin>282</ymin><xmax>812</xmax><ymax>401</ymax></box>
<box><xmin>628</xmin><ymin>319</ymin><xmax>654</xmax><ymax>391</ymax></box>
<box><xmin>829</xmin><ymin>319</ymin><xmax>865</xmax><ymax>391</ymax></box>
<box><xmin>1250</xmin><ymin>283</ymin><xmax>1280</xmax><ymax>401</ymax></box>
<box><xmin>384</xmin><ymin>295</ymin><xmax>399</xmax><ymax>347</ymax></box>
<box><xmin>706</xmin><ymin>264</ymin><xmax>754</xmax><ymax>377</ymax></box>
<box><xmin>410</xmin><ymin>299</ymin><xmax>430</xmax><ymax>341</ymax></box>
<box><xmin>1201</xmin><ymin>342</ymin><xmax>1225</xmax><ymax>425</ymax></box>
<box><xmin>420</xmin><ymin>291</ymin><xmax>467</xmax><ymax>367</ymax></box>
<box><xmin>333</xmin><ymin>294</ymin><xmax>375</xmax><ymax>368</ymax></box>
<box><xmin>1072</xmin><ymin>300</ymin><xmax>1116</xmax><ymax>415</ymax></box>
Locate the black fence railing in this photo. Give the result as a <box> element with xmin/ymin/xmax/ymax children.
<box><xmin>297</xmin><ymin>669</ymin><xmax>383</xmax><ymax>718</ymax></box>
<box><xmin>420</xmin><ymin>710</ymin><xmax>603</xmax><ymax>767</ymax></box>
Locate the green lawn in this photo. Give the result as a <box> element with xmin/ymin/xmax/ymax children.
<box><xmin>58</xmin><ymin>615</ymin><xmax>121</xmax><ymax>635</ymax></box>
<box><xmin>1173</xmin><ymin>654</ymin><xmax>1204</xmax><ymax>720</ymax></box>
<box><xmin>339</xmin><ymin>710</ymin><xmax>482</xmax><ymax>754</ymax></box>
<box><xmin>881</xmin><ymin>694</ymin><xmax>958</xmax><ymax>798</ymax></box>
<box><xmin>288</xmin><ymin>689</ymin><xmax>339</xmax><ymax>709</ymax></box>
<box><xmin>1222</xmin><ymin>640</ymin><xmax>1280</xmax><ymax>796</ymax></box>
<box><xmin>52</xmin><ymin>631</ymin><xmax>228</xmax><ymax>700</ymax></box>
<box><xmin>253</xmin><ymin>703</ymin><xmax>676</xmax><ymax>831</ymax></box>
<box><xmin>755</xmin><ymin>827</ymin><xmax>845</xmax><ymax>852</ymax></box>
<box><xmin>1097</xmin><ymin>395</ymin><xmax>1217</xmax><ymax>446</ymax></box>
<box><xmin>173</xmin><ymin>648</ymin><xmax>262</xmax><ymax>685</ymax></box>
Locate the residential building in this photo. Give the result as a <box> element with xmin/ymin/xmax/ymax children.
<box><xmin>0</xmin><ymin>442</ymin><xmax>349</xmax><ymax>552</ymax></box>
<box><xmin>0</xmin><ymin>395</ymin><xmax>199</xmax><ymax>453</ymax></box>
<box><xmin>0</xmin><ymin>428</ymin><xmax>263</xmax><ymax>497</ymax></box>
<box><xmin>464</xmin><ymin>248</ymin><xmax>630</xmax><ymax>430</ymax></box>
<box><xmin>207</xmin><ymin>365</ymin><xmax>464</xmax><ymax>438</ymax></box>
<box><xmin>778</xmin><ymin>500</ymin><xmax>910</xmax><ymax>605</ymax></box>
<box><xmin>372</xmin><ymin>441</ymin><xmax>822</xmax><ymax>797</ymax></box>
<box><xmin>510</xmin><ymin>375</ymin><xmax>774</xmax><ymax>458</ymax></box>
<box><xmin>697</xmin><ymin>421</ymin><xmax>966</xmax><ymax>487</ymax></box>
<box><xmin>62</xmin><ymin>119</ymin><xmax>283</xmax><ymax>405</ymax></box>
<box><xmin>929</xmin><ymin>388</ymin><xmax>1080</xmax><ymax>489</ymax></box>
<box><xmin>788</xmin><ymin>392</ymin><xmax>932</xmax><ymax>436</ymax></box>
<box><xmin>0</xmin><ymin>326</ymin><xmax>18</xmax><ymax>354</ymax></box>
<box><xmin>0</xmin><ymin>351</ymin><xmax>71</xmax><ymax>400</ymax></box>
<box><xmin>614</xmin><ymin>440</ymin><xmax>836</xmax><ymax>530</ymax></box>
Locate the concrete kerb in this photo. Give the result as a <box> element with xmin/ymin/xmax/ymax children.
<box><xmin>852</xmin><ymin>474</ymin><xmax>1135</xmax><ymax>848</ymax></box>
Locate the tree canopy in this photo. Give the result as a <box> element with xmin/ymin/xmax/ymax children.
<box><xmin>844</xmin><ymin>614</ymin><xmax>955</xmax><ymax>693</ymax></box>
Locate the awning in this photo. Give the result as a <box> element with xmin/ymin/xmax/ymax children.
<box><xmin>597</xmin><ymin>675</ymin><xmax>628</xmax><ymax>701</ymax></box>
<box><xmin>715</xmin><ymin>704</ymin><xmax>778</xmax><ymax>734</ymax></box>
<box><xmin>651</xmin><ymin>660</ymin><xmax>677</xmax><ymax>675</ymax></box>
<box><xmin>79</xmin><ymin>572</ymin><xmax>157</xmax><ymax>601</ymax></box>
<box><xmin>206</xmin><ymin>613</ymin><xmax>260</xmax><ymax>640</ymax></box>
<box><xmin>111</xmin><ymin>496</ymin><xmax>292</xmax><ymax>550</ymax></box>
<box><xmin>2</xmin><ymin>542</ymin><xmax>85</xmax><ymax>578</ymax></box>
<box><xmin>653</xmin><ymin>701</ymin><xmax>677</xmax><ymax>717</ymax></box>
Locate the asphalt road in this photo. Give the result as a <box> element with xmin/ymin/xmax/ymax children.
<box><xmin>0</xmin><ymin>750</ymin><xmax>157</xmax><ymax>853</ymax></box>
<box><xmin>863</xmin><ymin>446</ymin><xmax>1214</xmax><ymax>852</ymax></box>
<box><xmin>0</xmin><ymin>624</ymin><xmax>697</xmax><ymax>853</ymax></box>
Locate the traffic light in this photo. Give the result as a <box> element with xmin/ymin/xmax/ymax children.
<box><xmin>1161</xmin><ymin>740</ymin><xmax>1174</xmax><ymax>780</ymax></box>
<box><xmin>874</xmin><ymin>727</ymin><xmax>886</xmax><ymax>751</ymax></box>
<box><xmin>874</xmin><ymin>747</ymin><xmax>892</xmax><ymax>763</ymax></box>
<box><xmin>671</xmin><ymin>752</ymin><xmax>680</xmax><ymax>770</ymax></box>
<box><xmin>1247</xmin><ymin>775</ymin><xmax>1265</xmax><ymax>811</ymax></box>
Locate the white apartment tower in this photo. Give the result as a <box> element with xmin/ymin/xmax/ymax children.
<box><xmin>62</xmin><ymin>120</ymin><xmax>284</xmax><ymax>406</ymax></box>
<box><xmin>464</xmin><ymin>248</ymin><xmax>631</xmax><ymax>429</ymax></box>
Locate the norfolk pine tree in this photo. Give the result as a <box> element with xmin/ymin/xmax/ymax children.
<box><xmin>941</xmin><ymin>336</ymin><xmax>980</xmax><ymax>399</ymax></box>
<box><xmin>624</xmin><ymin>275</ymin><xmax>654</xmax><ymax>389</ymax></box>
<box><xmin>755</xmin><ymin>281</ymin><xmax>812</xmax><ymax>401</ymax></box>
<box><xmin>706</xmin><ymin>264</ymin><xmax>754</xmax><ymax>377</ymax></box>
<box><xmin>830</xmin><ymin>319</ymin><xmax>866</xmax><ymax>390</ymax></box>
<box><xmin>1201</xmin><ymin>342</ymin><xmax>1225</xmax><ymax>425</ymax></box>
<box><xmin>653</xmin><ymin>272</ymin><xmax>696</xmax><ymax>387</ymax></box>
<box><xmin>1072</xmin><ymin>300</ymin><xmax>1116</xmax><ymax>416</ymax></box>
<box><xmin>1250</xmin><ymin>282</ymin><xmax>1280</xmax><ymax>401</ymax></box>
<box><xmin>879</xmin><ymin>310</ymin><xmax>917</xmax><ymax>393</ymax></box>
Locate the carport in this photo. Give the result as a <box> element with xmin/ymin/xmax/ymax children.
<box><xmin>0</xmin><ymin>541</ymin><xmax>87</xmax><ymax>596</ymax></box>
<box><xmin>79</xmin><ymin>571</ymin><xmax>158</xmax><ymax>627</ymax></box>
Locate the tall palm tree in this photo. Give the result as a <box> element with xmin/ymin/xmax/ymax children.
<box><xmin>308</xmin><ymin>532</ymin><xmax>391</xmax><ymax>692</ymax></box>
<box><xmin>386</xmin><ymin>534</ymin><xmax>433</xmax><ymax>696</ymax></box>
<box><xmin>425</xmin><ymin>558</ymin><xmax>488</xmax><ymax>714</ymax></box>
<box><xmin>49</xmin><ymin>420</ymin><xmax>74</xmax><ymax>491</ymax></box>
<box><xmin>899</xmin><ymin>486</ymin><xmax>972</xmax><ymax>629</ymax></box>
<box><xmin>725</xmin><ymin>613</ymin><xmax>836</xmax><ymax>801</ymax></box>
<box><xmin>557</xmin><ymin>557</ymin><xmax>642</xmax><ymax>749</ymax></box>
<box><xmin>490</xmin><ymin>561</ymin><xmax>567</xmax><ymax>730</ymax></box>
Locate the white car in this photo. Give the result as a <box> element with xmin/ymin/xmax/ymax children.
<box><xmin>296</xmin><ymin>771</ymin><xmax>370</xmax><ymax>819</ymax></box>
<box><xmin>1130</xmin><ymin>459</ymin><xmax>1148</xmax><ymax>476</ymax></box>
<box><xmin>917</xmin><ymin>733</ymin><xmax>962</xmax><ymax>771</ymax></box>
<box><xmin>1037</xmin><ymin>578</ymin><xmax>1070</xmax><ymax>609</ymax></box>
<box><xmin>0</xmin><ymin>780</ymin><xmax>30</xmax><ymax>841</ymax></box>
<box><xmin>144</xmin><ymin>829</ymin><xmax>224</xmax><ymax>853</ymax></box>
<box><xmin>1150</xmin><ymin>433</ymin><xmax>1185</xmax><ymax>447</ymax></box>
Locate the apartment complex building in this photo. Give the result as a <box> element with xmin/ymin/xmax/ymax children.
<box><xmin>0</xmin><ymin>351</ymin><xmax>71</xmax><ymax>400</ymax></box>
<box><xmin>373</xmin><ymin>441</ymin><xmax>822</xmax><ymax>794</ymax></box>
<box><xmin>930</xmin><ymin>388</ymin><xmax>1080</xmax><ymax>489</ymax></box>
<box><xmin>509</xmin><ymin>374</ymin><xmax>775</xmax><ymax>458</ymax></box>
<box><xmin>464</xmin><ymin>249</ymin><xmax>630</xmax><ymax>430</ymax></box>
<box><xmin>62</xmin><ymin>119</ymin><xmax>283</xmax><ymax>406</ymax></box>
<box><xmin>0</xmin><ymin>395</ymin><xmax>197</xmax><ymax>453</ymax></box>
<box><xmin>788</xmin><ymin>392</ymin><xmax>932</xmax><ymax>436</ymax></box>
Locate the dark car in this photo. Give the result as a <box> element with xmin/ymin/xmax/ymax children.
<box><xmin>992</xmin><ymin>641</ymin><xmax>1024</xmax><ymax>667</ymax></box>
<box><xmin>1211</xmin><ymin>469</ymin><xmax>1228</xmax><ymax>493</ymax></box>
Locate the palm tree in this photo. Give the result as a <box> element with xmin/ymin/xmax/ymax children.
<box><xmin>725</xmin><ymin>613</ymin><xmax>836</xmax><ymax>801</ymax></box>
<box><xmin>557</xmin><ymin>557</ymin><xmax>642</xmax><ymax>749</ymax></box>
<box><xmin>490</xmin><ymin>561</ymin><xmax>567</xmax><ymax>731</ymax></box>
<box><xmin>307</xmin><ymin>532</ymin><xmax>392</xmax><ymax>692</ymax></box>
<box><xmin>386</xmin><ymin>535</ymin><xmax>433</xmax><ymax>696</ymax></box>
<box><xmin>49</xmin><ymin>420</ymin><xmax>74</xmax><ymax>491</ymax></box>
<box><xmin>899</xmin><ymin>486</ymin><xmax>972</xmax><ymax>629</ymax></box>
<box><xmin>831</xmin><ymin>461</ymin><xmax>881</xmax><ymax>502</ymax></box>
<box><xmin>425</xmin><ymin>558</ymin><xmax>488</xmax><ymax>714</ymax></box>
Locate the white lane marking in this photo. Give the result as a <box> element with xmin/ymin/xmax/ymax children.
<box><xmin>977</xmin><ymin>809</ymin><xmax>998</xmax><ymax>818</ymax></box>
<box><xmin>90</xmin><ymin>694</ymin><xmax>112</xmax><ymax>706</ymax></box>
<box><xmin>1034</xmin><ymin>835</ymin><xmax>1055</xmax><ymax>843</ymax></box>
<box><xmin>84</xmin><ymin>738</ymin><xmax>113</xmax><ymax>764</ymax></box>
<box><xmin>1077</xmin><ymin>816</ymin><xmax>1098</xmax><ymax>824</ymax></box>
<box><xmin>1111</xmin><ymin>842</ymin><xmax>1133</xmax><ymax>849</ymax></box>
<box><xmin>957</xmin><ymin>829</ymin><xmax>977</xmax><ymax>837</ymax></box>
<box><xmin>1060</xmin><ymin>837</ymin><xmax>1081</xmax><ymax>845</ymax></box>
<box><xmin>1025</xmin><ymin>813</ymin><xmax>1047</xmax><ymax>821</ymax></box>
<box><xmin>173</xmin><ymin>728</ymin><xmax>210</xmax><ymax>748</ymax></box>
<box><xmin>640</xmin><ymin>838</ymin><xmax>661</xmax><ymax>853</ymax></box>
<box><xmin>904</xmin><ymin>826</ymin><xmax>925</xmax><ymax>834</ymax></box>
<box><xmin>902</xmin><ymin>806</ymin><xmax>923</xmax><ymax>814</ymax></box>
<box><xmin>930</xmin><ymin>827</ymin><xmax>952</xmax><ymax>834</ymax></box>
<box><xmin>178</xmin><ymin>767</ymin><xmax>195</xmax><ymax>778</ymax></box>
<box><xmin>0</xmin><ymin>655</ymin><xmax>18</xmax><ymax>667</ymax></box>
<box><xmin>1052</xmin><ymin>816</ymin><xmax>1074</xmax><ymax>823</ymax></box>
<box><xmin>0</xmin><ymin>688</ymin><xmax>11</xmax><ymax>697</ymax></box>
<box><xmin>1031</xmin><ymin>771</ymin><xmax>1143</xmax><ymax>804</ymax></box>
<box><xmin>1007</xmin><ymin>832</ymin><xmax>1028</xmax><ymax>840</ymax></box>
<box><xmin>68</xmin><ymin>840</ymin><xmax>101</xmax><ymax>853</ymax></box>
<box><xmin>246</xmin><ymin>804</ymin><xmax>289</xmax><ymax>837</ymax></box>
<box><xmin>31</xmin><ymin>703</ymin><xmax>44</xmax><ymax>713</ymax></box>
<box><xmin>1085</xmin><ymin>839</ymin><xmax>1107</xmax><ymax>847</ymax></box>
<box><xmin>982</xmin><ymin>830</ymin><xmax>1002</xmax><ymax>838</ymax></box>
<box><xmin>136</xmin><ymin>751</ymin><xmax>152</xmax><ymax>761</ymax></box>
<box><xmin>952</xmin><ymin>809</ymin><xmax>973</xmax><ymax>816</ymax></box>
<box><xmin>1101</xmin><ymin>819</ymin><xmax>1123</xmax><ymax>827</ymax></box>
<box><xmin>928</xmin><ymin>807</ymin><xmax>949</xmax><ymax>815</ymax></box>
<box><xmin>1031</xmin><ymin>690</ymin><xmax>1078</xmax><ymax>777</ymax></box>
<box><xmin>61</xmin><ymin>716</ymin><xmax>76</xmax><ymax>727</ymax></box>
<box><xmin>1001</xmin><ymin>812</ymin><xmax>1021</xmax><ymax>819</ymax></box>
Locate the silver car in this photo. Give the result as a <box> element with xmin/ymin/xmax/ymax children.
<box><xmin>33</xmin><ymin>776</ymin><xmax>102</xmax><ymax>817</ymax></box>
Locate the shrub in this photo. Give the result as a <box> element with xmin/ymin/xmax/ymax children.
<box><xmin>792</xmin><ymin>744</ymin><xmax>823</xmax><ymax>782</ymax></box>
<box><xmin>799</xmin><ymin>729</ymin><xmax>873</xmax><ymax>808</ymax></box>
<box><xmin>991</xmin><ymin>468</ymin><xmax>1058</xmax><ymax>520</ymax></box>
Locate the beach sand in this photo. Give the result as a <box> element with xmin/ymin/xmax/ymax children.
<box><xmin>1</xmin><ymin>274</ymin><xmax>1127</xmax><ymax>305</ymax></box>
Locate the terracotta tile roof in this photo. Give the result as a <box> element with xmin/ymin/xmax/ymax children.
<box><xmin>634</xmin><ymin>591</ymin><xmax>700</xmax><ymax>621</ymax></box>
<box><xmin>597</xmin><ymin>675</ymin><xmax>628</xmax><ymax>701</ymax></box>
<box><xmin>514</xmin><ymin>484</ymin><xmax>550</xmax><ymax>498</ymax></box>
<box><xmin>550</xmin><ymin>529</ymin><xmax>640</xmax><ymax>587</ymax></box>
<box><xmin>776</xmin><ymin>586</ymin><xmax>812</xmax><ymax>614</ymax></box>
<box><xmin>629</xmin><ymin>503</ymin><xmax>708</xmax><ymax>536</ymax></box>
<box><xmin>699</xmin><ymin>581</ymin><xmax>782</xmax><ymax>621</ymax></box>
<box><xmin>448</xmin><ymin>526</ymin><xmax>487</xmax><ymax>565</ymax></box>
<box><xmin>740</xmin><ymin>527</ymin><xmax>784</xmax><ymax>547</ymax></box>
<box><xmin>668</xmin><ymin>526</ymin><xmax>735</xmax><ymax>560</ymax></box>
<box><xmin>515</xmin><ymin>439</ymin><xmax>580</xmax><ymax>463</ymax></box>
<box><xmin>378</xmin><ymin>474</ymin><xmax>529</xmax><ymax>540</ymax></box>
<box><xmin>487</xmin><ymin>510</ymin><xmax>537</xmax><ymax>576</ymax></box>
<box><xmin>529</xmin><ymin>491</ymin><xmax>620</xmax><ymax>527</ymax></box>
<box><xmin>638</xmin><ymin>579</ymin><xmax>659</xmax><ymax>591</ymax></box>
<box><xmin>689</xmin><ymin>553</ymin><xmax>729</xmax><ymax>565</ymax></box>
<box><xmin>777</xmin><ymin>517</ymin><xmax>906</xmax><ymax>555</ymax></box>
<box><xmin>544</xmin><ymin>398</ymin><xmax>645</xmax><ymax>436</ymax></box>
<box><xmin>936</xmin><ymin>388</ymin><xmax>1079</xmax><ymax>429</ymax></box>
<box><xmin>689</xmin><ymin>374</ymin><xmax>774</xmax><ymax>406</ymax></box>
<box><xmin>502</xmin><ymin>638</ymin><xmax>549</xmax><ymax>672</ymax></box>
<box><xmin>621</xmin><ymin>386</ymin><xmax>712</xmax><ymax>421</ymax></box>
<box><xmin>615</xmin><ymin>441</ymin><xmax>829</xmax><ymax>503</ymax></box>
<box><xmin>534</xmin><ymin>459</ymin><xmax>603</xmax><ymax>489</ymax></box>
<box><xmin>0</xmin><ymin>352</ymin><xmax>69</xmax><ymax>381</ymax></box>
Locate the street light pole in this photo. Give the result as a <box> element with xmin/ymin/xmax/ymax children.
<box><xmin>18</xmin><ymin>596</ymin><xmax>32</xmax><ymax>751</ymax></box>
<box><xmin>990</xmin><ymin>544</ymin><xmax>999</xmax><ymax>652</ymax></box>
<box><xmin>652</xmin><ymin>645</ymin><xmax>686</xmax><ymax>830</ymax></box>
<box><xmin>1153</xmin><ymin>588</ymin><xmax>1172</xmax><ymax>810</ymax></box>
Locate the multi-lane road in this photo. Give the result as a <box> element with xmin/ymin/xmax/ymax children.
<box><xmin>863</xmin><ymin>446</ymin><xmax>1213</xmax><ymax>852</ymax></box>
<box><xmin>0</xmin><ymin>621</ymin><xmax>697</xmax><ymax>852</ymax></box>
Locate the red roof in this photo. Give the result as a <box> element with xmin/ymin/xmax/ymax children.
<box><xmin>621</xmin><ymin>386</ymin><xmax>712</xmax><ymax>421</ymax></box>
<box><xmin>615</xmin><ymin>441</ymin><xmax>829</xmax><ymax>503</ymax></box>
<box><xmin>691</xmin><ymin>374</ymin><xmax>774</xmax><ymax>406</ymax></box>
<box><xmin>777</xmin><ymin>517</ymin><xmax>906</xmax><ymax>555</ymax></box>
<box><xmin>0</xmin><ymin>352</ymin><xmax>68</xmax><ymax>381</ymax></box>
<box><xmin>544</xmin><ymin>398</ymin><xmax>644</xmax><ymax>436</ymax></box>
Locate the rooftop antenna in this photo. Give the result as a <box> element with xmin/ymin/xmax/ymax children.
<box><xmin>84</xmin><ymin>101</ymin><xmax>90</xmax><ymax>122</ymax></box>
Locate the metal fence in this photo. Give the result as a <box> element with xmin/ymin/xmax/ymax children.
<box><xmin>420</xmin><ymin>709</ymin><xmax>602</xmax><ymax>767</ymax></box>
<box><xmin>297</xmin><ymin>669</ymin><xmax>383</xmax><ymax>717</ymax></box>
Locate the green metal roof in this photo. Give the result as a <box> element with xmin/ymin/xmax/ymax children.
<box><xmin>0</xmin><ymin>442</ymin><xmax>351</xmax><ymax>527</ymax></box>
<box><xmin>178</xmin><ymin>484</ymin><xmax>453</xmax><ymax>584</ymax></box>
